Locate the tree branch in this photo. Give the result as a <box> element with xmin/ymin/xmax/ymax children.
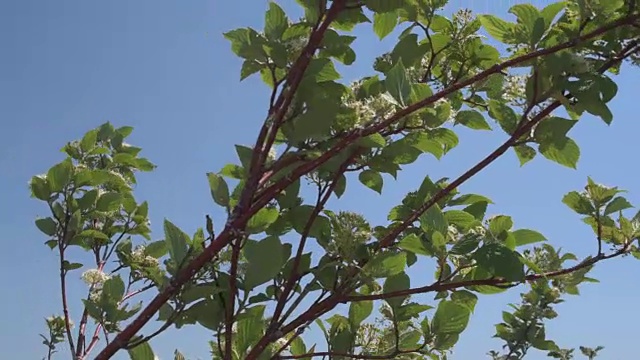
<box><xmin>346</xmin><ymin>244</ymin><xmax>630</xmax><ymax>302</ymax></box>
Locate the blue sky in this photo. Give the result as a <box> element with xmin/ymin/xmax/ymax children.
<box><xmin>1</xmin><ymin>0</ymin><xmax>639</xmax><ymax>359</ymax></box>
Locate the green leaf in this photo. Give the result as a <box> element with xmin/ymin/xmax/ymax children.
<box><xmin>514</xmin><ymin>144</ymin><xmax>537</xmax><ymax>166</ymax></box>
<box><xmin>409</xmin><ymin>83</ymin><xmax>433</xmax><ymax>104</ymax></box>
<box><xmin>62</xmin><ymin>261</ymin><xmax>83</xmax><ymax>271</ymax></box>
<box><xmin>303</xmin><ymin>58</ymin><xmax>341</xmax><ymax>83</ymax></box>
<box><xmin>391</xmin><ymin>33</ymin><xmax>425</xmax><ymax>67</ymax></box>
<box><xmin>383</xmin><ymin>272</ymin><xmax>410</xmax><ymax>308</ymax></box>
<box><xmin>264</xmin><ymin>2</ymin><xmax>288</xmax><ymax>39</ymax></box>
<box><xmin>223</xmin><ymin>28</ymin><xmax>267</xmax><ymax>61</ymax></box>
<box><xmin>539</xmin><ymin>137</ymin><xmax>580</xmax><ymax>169</ymax></box>
<box><xmin>404</xmin><ymin>132</ymin><xmax>443</xmax><ymax>160</ymax></box>
<box><xmin>604</xmin><ymin>197</ymin><xmax>633</xmax><ymax>215</ymax></box>
<box><xmin>431</xmin><ymin>300</ymin><xmax>471</xmax><ymax>335</ymax></box>
<box><xmin>290</xmin><ymin>205</ymin><xmax>331</xmax><ymax>240</ymax></box>
<box><xmin>47</xmin><ymin>159</ymin><xmax>73</xmax><ymax>192</ymax></box>
<box><xmin>240</xmin><ymin>60</ymin><xmax>263</xmax><ymax>80</ymax></box>
<box><xmin>365</xmin><ymin>0</ymin><xmax>405</xmax><ymax>13</ymax></box>
<box><xmin>449</xmin><ymin>235</ymin><xmax>480</xmax><ymax>255</ymax></box>
<box><xmin>373</xmin><ymin>11</ymin><xmax>397</xmax><ymax>40</ymax></box>
<box><xmin>334</xmin><ymin>175</ymin><xmax>346</xmax><ymax>198</ymax></box>
<box><xmin>35</xmin><ymin>217</ymin><xmax>57</xmax><ymax>236</ymax></box>
<box><xmin>246</xmin><ymin>207</ymin><xmax>279</xmax><ymax>234</ymax></box>
<box><xmin>102</xmin><ymin>275</ymin><xmax>126</xmax><ymax>301</ymax></box>
<box><xmin>235</xmin><ymin>305</ymin><xmax>266</xmax><ymax>355</ymax></box>
<box><xmin>358</xmin><ymin>170</ymin><xmax>383</xmax><ymax>194</ymax></box>
<box><xmin>488</xmin><ymin>100</ymin><xmax>518</xmax><ymax>134</ymax></box>
<box><xmin>29</xmin><ymin>175</ymin><xmax>51</xmax><ymax>201</ymax></box>
<box><xmin>562</xmin><ymin>191</ymin><xmax>595</xmax><ymax>215</ymax></box>
<box><xmin>366</xmin><ymin>252</ymin><xmax>406</xmax><ymax>278</ymax></box>
<box><xmin>540</xmin><ymin>1</ymin><xmax>566</xmax><ymax>28</ymax></box>
<box><xmin>235</xmin><ymin>145</ymin><xmax>254</xmax><ymax>170</ymax></box>
<box><xmin>80</xmin><ymin>129</ymin><xmax>98</xmax><ymax>152</ymax></box>
<box><xmin>478</xmin><ymin>15</ymin><xmax>516</xmax><ymax>43</ymax></box>
<box><xmin>289</xmin><ymin>106</ymin><xmax>335</xmax><ymax>142</ymax></box>
<box><xmin>206</xmin><ymin>172</ymin><xmax>230</xmax><ymax>208</ymax></box>
<box><xmin>509</xmin><ymin>4</ymin><xmax>541</xmax><ymax>29</ymax></box>
<box><xmin>420</xmin><ymin>204</ymin><xmax>447</xmax><ymax>234</ymax></box>
<box><xmin>78</xmin><ymin>230</ymin><xmax>110</xmax><ymax>241</ymax></box>
<box><xmin>145</xmin><ymin>241</ymin><xmax>168</xmax><ymax>258</ymax></box>
<box><xmin>164</xmin><ymin>220</ymin><xmax>190</xmax><ymax>264</ymax></box>
<box><xmin>290</xmin><ymin>336</ymin><xmax>307</xmax><ymax>356</ymax></box>
<box><xmin>534</xmin><ymin>117</ymin><xmax>577</xmax><ymax>143</ymax></box>
<box><xmin>244</xmin><ymin>236</ymin><xmax>287</xmax><ymax>289</ymax></box>
<box><xmin>128</xmin><ymin>341</ymin><xmax>155</xmax><ymax>360</ymax></box>
<box><xmin>489</xmin><ymin>215</ymin><xmax>513</xmax><ymax>236</ymax></box>
<box><xmin>96</xmin><ymin>192</ymin><xmax>123</xmax><ymax>212</ymax></box>
<box><xmin>473</xmin><ymin>244</ymin><xmax>524</xmax><ymax>281</ymax></box>
<box><xmin>455</xmin><ymin>110</ymin><xmax>491</xmax><ymax>130</ymax></box>
<box><xmin>348</xmin><ymin>300</ymin><xmax>373</xmax><ymax>328</ymax></box>
<box><xmin>398</xmin><ymin>234</ymin><xmax>430</xmax><ymax>256</ymax></box>
<box><xmin>385</xmin><ymin>60</ymin><xmax>410</xmax><ymax>106</ymax></box>
<box><xmin>512</xmin><ymin>229</ymin><xmax>547</xmax><ymax>246</ymax></box>
<box><xmin>444</xmin><ymin>210</ymin><xmax>477</xmax><ymax>230</ymax></box>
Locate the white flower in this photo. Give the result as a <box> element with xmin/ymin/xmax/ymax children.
<box><xmin>81</xmin><ymin>268</ymin><xmax>111</xmax><ymax>286</ymax></box>
<box><xmin>503</xmin><ymin>75</ymin><xmax>527</xmax><ymax>103</ymax></box>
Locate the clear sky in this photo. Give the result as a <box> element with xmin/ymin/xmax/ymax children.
<box><xmin>1</xmin><ymin>1</ymin><xmax>639</xmax><ymax>359</ymax></box>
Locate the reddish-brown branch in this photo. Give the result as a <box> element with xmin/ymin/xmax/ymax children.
<box><xmin>235</xmin><ymin>0</ymin><xmax>345</xmax><ymax>227</ymax></box>
<box><xmin>81</xmin><ymin>284</ymin><xmax>154</xmax><ymax>359</ymax></box>
<box><xmin>95</xmin><ymin>13</ymin><xmax>638</xmax><ymax>360</ymax></box>
<box><xmin>252</xmin><ymin>14</ymin><xmax>639</xmax><ymax>215</ymax></box>
<box><xmin>270</xmin><ymin>153</ymin><xmax>355</xmax><ymax>332</ymax></box>
<box><xmin>264</xmin><ymin>38</ymin><xmax>640</xmax><ymax>349</ymax></box>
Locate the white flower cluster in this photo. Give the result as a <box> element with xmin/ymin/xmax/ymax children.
<box><xmin>503</xmin><ymin>74</ymin><xmax>527</xmax><ymax>104</ymax></box>
<box><xmin>46</xmin><ymin>315</ymin><xmax>73</xmax><ymax>330</ymax></box>
<box><xmin>81</xmin><ymin>268</ymin><xmax>111</xmax><ymax>301</ymax></box>
<box><xmin>131</xmin><ymin>245</ymin><xmax>159</xmax><ymax>267</ymax></box>
<box><xmin>81</xmin><ymin>268</ymin><xmax>111</xmax><ymax>286</ymax></box>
